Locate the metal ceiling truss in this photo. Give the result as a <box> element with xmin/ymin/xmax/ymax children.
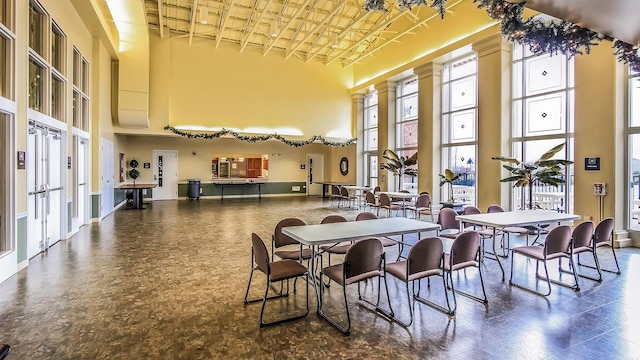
<box><xmin>144</xmin><ymin>0</ymin><xmax>456</xmax><ymax>65</ymax></box>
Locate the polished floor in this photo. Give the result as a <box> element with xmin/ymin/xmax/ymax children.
<box><xmin>1</xmin><ymin>197</ymin><xmax>639</xmax><ymax>359</ymax></box>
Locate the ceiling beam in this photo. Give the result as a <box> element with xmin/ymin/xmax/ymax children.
<box><xmin>215</xmin><ymin>0</ymin><xmax>236</xmax><ymax>48</ymax></box>
<box><xmin>157</xmin><ymin>0</ymin><xmax>164</xmax><ymax>38</ymax></box>
<box><xmin>285</xmin><ymin>0</ymin><xmax>347</xmax><ymax>60</ymax></box>
<box><xmin>325</xmin><ymin>10</ymin><xmax>409</xmax><ymax>66</ymax></box>
<box><xmin>240</xmin><ymin>0</ymin><xmax>274</xmax><ymax>52</ymax></box>
<box><xmin>305</xmin><ymin>9</ymin><xmax>369</xmax><ymax>63</ymax></box>
<box><xmin>188</xmin><ymin>0</ymin><xmax>200</xmax><ymax>44</ymax></box>
<box><xmin>263</xmin><ymin>0</ymin><xmax>315</xmax><ymax>56</ymax></box>
<box><xmin>343</xmin><ymin>0</ymin><xmax>464</xmax><ymax>67</ymax></box>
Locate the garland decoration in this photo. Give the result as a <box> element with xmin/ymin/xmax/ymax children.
<box><xmin>469</xmin><ymin>0</ymin><xmax>640</xmax><ymax>72</ymax></box>
<box><xmin>164</xmin><ymin>125</ymin><xmax>357</xmax><ymax>148</ymax></box>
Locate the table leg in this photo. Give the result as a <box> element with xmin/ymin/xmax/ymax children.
<box><xmin>492</xmin><ymin>227</ymin><xmax>505</xmax><ymax>281</ymax></box>
<box><xmin>258</xmin><ymin>183</ymin><xmax>262</xmax><ymax>199</ymax></box>
<box><xmin>310</xmin><ymin>246</ymin><xmax>321</xmax><ymax>312</ymax></box>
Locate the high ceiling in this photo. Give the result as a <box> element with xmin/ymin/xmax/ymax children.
<box><xmin>143</xmin><ymin>0</ymin><xmax>467</xmax><ymax>67</ymax></box>
<box><xmin>143</xmin><ymin>0</ymin><xmax>640</xmax><ymax>66</ymax></box>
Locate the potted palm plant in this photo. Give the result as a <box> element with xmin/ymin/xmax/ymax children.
<box><xmin>439</xmin><ymin>169</ymin><xmax>461</xmax><ymax>202</ymax></box>
<box><xmin>492</xmin><ymin>143</ymin><xmax>573</xmax><ymax>210</ymax></box>
<box><xmin>381</xmin><ymin>149</ymin><xmax>417</xmax><ymax>192</ymax></box>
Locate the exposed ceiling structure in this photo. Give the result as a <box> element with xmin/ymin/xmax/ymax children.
<box><xmin>143</xmin><ymin>0</ymin><xmax>467</xmax><ymax>67</ymax></box>
<box><xmin>143</xmin><ymin>0</ymin><xmax>640</xmax><ymax>67</ymax></box>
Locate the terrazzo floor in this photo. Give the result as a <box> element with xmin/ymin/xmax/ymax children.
<box><xmin>1</xmin><ymin>197</ymin><xmax>639</xmax><ymax>359</ymax></box>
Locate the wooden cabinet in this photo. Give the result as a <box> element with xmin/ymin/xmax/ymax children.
<box><xmin>247</xmin><ymin>158</ymin><xmax>262</xmax><ymax>178</ymax></box>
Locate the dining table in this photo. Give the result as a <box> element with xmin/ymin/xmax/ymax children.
<box><xmin>455</xmin><ymin>210</ymin><xmax>580</xmax><ymax>280</ymax></box>
<box><xmin>377</xmin><ymin>191</ymin><xmax>420</xmax><ymax>217</ymax></box>
<box><xmin>282</xmin><ymin>217</ymin><xmax>440</xmax><ymax>313</ymax></box>
<box><xmin>341</xmin><ymin>185</ymin><xmax>371</xmax><ymax>209</ymax></box>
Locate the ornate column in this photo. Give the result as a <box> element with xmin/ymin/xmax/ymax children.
<box><xmin>375</xmin><ymin>81</ymin><xmax>396</xmax><ymax>191</ymax></box>
<box><xmin>414</xmin><ymin>62</ymin><xmax>442</xmax><ymax>199</ymax></box>
<box><xmin>472</xmin><ymin>34</ymin><xmax>512</xmax><ymax>211</ymax></box>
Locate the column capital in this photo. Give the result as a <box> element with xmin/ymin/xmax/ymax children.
<box><xmin>472</xmin><ymin>34</ymin><xmax>511</xmax><ymax>57</ymax></box>
<box><xmin>374</xmin><ymin>80</ymin><xmax>396</xmax><ymax>93</ymax></box>
<box><xmin>351</xmin><ymin>93</ymin><xmax>365</xmax><ymax>102</ymax></box>
<box><xmin>414</xmin><ymin>62</ymin><xmax>443</xmax><ymax>79</ymax></box>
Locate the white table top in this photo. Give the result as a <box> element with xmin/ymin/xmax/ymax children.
<box><xmin>282</xmin><ymin>217</ymin><xmax>440</xmax><ymax>246</ymax></box>
<box><xmin>342</xmin><ymin>185</ymin><xmax>372</xmax><ymax>191</ymax></box>
<box><xmin>378</xmin><ymin>191</ymin><xmax>419</xmax><ymax>199</ymax></box>
<box><xmin>455</xmin><ymin>210</ymin><xmax>580</xmax><ymax>228</ymax></box>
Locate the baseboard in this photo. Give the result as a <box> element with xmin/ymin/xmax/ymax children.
<box><xmin>17</xmin><ymin>259</ymin><xmax>28</xmax><ymax>271</ymax></box>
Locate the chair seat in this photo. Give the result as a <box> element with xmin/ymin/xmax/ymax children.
<box><xmin>439</xmin><ymin>229</ymin><xmax>460</xmax><ymax>239</ymax></box>
<box><xmin>406</xmin><ymin>205</ymin><xmax>428</xmax><ymax>212</ymax></box>
<box><xmin>572</xmin><ymin>245</ymin><xmax>592</xmax><ymax>254</ymax></box>
<box><xmin>443</xmin><ymin>253</ymin><xmax>478</xmax><ymax>271</ymax></box>
<box><xmin>512</xmin><ymin>245</ymin><xmax>569</xmax><ymax>261</ymax></box>
<box><xmin>269</xmin><ymin>260</ymin><xmax>308</xmax><ymax>282</ymax></box>
<box><xmin>320</xmin><ymin>243</ymin><xmax>352</xmax><ymax>254</ymax></box>
<box><xmin>378</xmin><ymin>236</ymin><xmax>397</xmax><ymax>247</ymax></box>
<box><xmin>386</xmin><ymin>260</ymin><xmax>441</xmax><ymax>282</ymax></box>
<box><xmin>504</xmin><ymin>226</ymin><xmax>529</xmax><ymax>234</ymax></box>
<box><xmin>322</xmin><ymin>263</ymin><xmax>380</xmax><ymax>286</ymax></box>
<box><xmin>274</xmin><ymin>248</ymin><xmax>313</xmax><ymax>261</ymax></box>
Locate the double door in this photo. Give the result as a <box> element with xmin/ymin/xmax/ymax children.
<box><xmin>27</xmin><ymin>123</ymin><xmax>63</xmax><ymax>258</ymax></box>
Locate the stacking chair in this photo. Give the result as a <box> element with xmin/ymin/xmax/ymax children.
<box><xmin>364</xmin><ymin>191</ymin><xmax>379</xmax><ymax>215</ymax></box>
<box><xmin>0</xmin><ymin>344</ymin><xmax>10</xmax><ymax>360</ymax></box>
<box><xmin>437</xmin><ymin>208</ymin><xmax>461</xmax><ymax>239</ymax></box>
<box><xmin>509</xmin><ymin>225</ymin><xmax>579</xmax><ymax>296</ymax></box>
<box><xmin>244</xmin><ymin>233</ymin><xmax>309</xmax><ymax>327</ymax></box>
<box><xmin>487</xmin><ymin>204</ymin><xmax>529</xmax><ymax>256</ymax></box>
<box><xmin>272</xmin><ymin>218</ymin><xmax>311</xmax><ymax>262</ymax></box>
<box><xmin>319</xmin><ymin>215</ymin><xmax>351</xmax><ymax>278</ymax></box>
<box><xmin>355</xmin><ymin>212</ymin><xmax>400</xmax><ymax>254</ymax></box>
<box><xmin>330</xmin><ymin>185</ymin><xmax>342</xmax><ymax>207</ymax></box>
<box><xmin>340</xmin><ymin>186</ymin><xmax>357</xmax><ymax>209</ymax></box>
<box><xmin>373</xmin><ymin>185</ymin><xmax>381</xmax><ymax>194</ymax></box>
<box><xmin>443</xmin><ymin>231</ymin><xmax>487</xmax><ymax>313</ymax></box>
<box><xmin>407</xmin><ymin>193</ymin><xmax>433</xmax><ymax>221</ymax></box>
<box><xmin>462</xmin><ymin>206</ymin><xmax>501</xmax><ymax>255</ymax></box>
<box><xmin>576</xmin><ymin>217</ymin><xmax>620</xmax><ymax>281</ymax></box>
<box><xmin>319</xmin><ymin>238</ymin><xmax>393</xmax><ymax>335</ymax></box>
<box><xmin>379</xmin><ymin>193</ymin><xmax>401</xmax><ymax>218</ymax></box>
<box><xmin>564</xmin><ymin>220</ymin><xmax>597</xmax><ymax>281</ymax></box>
<box><xmin>385</xmin><ymin>237</ymin><xmax>453</xmax><ymax>326</ymax></box>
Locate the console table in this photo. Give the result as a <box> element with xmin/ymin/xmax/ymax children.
<box><xmin>117</xmin><ymin>183</ymin><xmax>158</xmax><ymax>209</ymax></box>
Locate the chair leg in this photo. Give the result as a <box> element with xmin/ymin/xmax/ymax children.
<box><xmin>509</xmin><ymin>254</ymin><xmax>552</xmax><ymax>297</ymax></box>
<box><xmin>413</xmin><ymin>275</ymin><xmax>454</xmax><ymax>316</ymax></box>
<box><xmin>317</xmin><ymin>273</ymin><xmax>351</xmax><ymax>335</ymax></box>
<box><xmin>257</xmin><ymin>274</ymin><xmax>310</xmax><ymax>328</ymax></box>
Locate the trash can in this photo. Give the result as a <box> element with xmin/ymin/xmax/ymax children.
<box><xmin>187</xmin><ymin>178</ymin><xmax>201</xmax><ymax>200</ymax></box>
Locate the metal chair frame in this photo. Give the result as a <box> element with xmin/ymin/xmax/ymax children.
<box><xmin>244</xmin><ymin>233</ymin><xmax>310</xmax><ymax>328</ymax></box>
<box><xmin>443</xmin><ymin>231</ymin><xmax>488</xmax><ymax>313</ymax></box>
<box><xmin>318</xmin><ymin>238</ymin><xmax>393</xmax><ymax>335</ymax></box>
<box><xmin>575</xmin><ymin>217</ymin><xmax>621</xmax><ymax>281</ymax></box>
<box><xmin>509</xmin><ymin>225</ymin><xmax>579</xmax><ymax>297</ymax></box>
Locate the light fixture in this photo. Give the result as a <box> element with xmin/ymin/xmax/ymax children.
<box><xmin>365</xmin><ymin>0</ymin><xmax>440</xmax><ymax>13</ymax></box>
<box><xmin>199</xmin><ymin>6</ymin><xmax>208</xmax><ymax>25</ymax></box>
<box><xmin>270</xmin><ymin>20</ymin><xmax>279</xmax><ymax>38</ymax></box>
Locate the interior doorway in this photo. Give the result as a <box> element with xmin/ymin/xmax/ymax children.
<box><xmin>306</xmin><ymin>154</ymin><xmax>324</xmax><ymax>196</ymax></box>
<box><xmin>153</xmin><ymin>150</ymin><xmax>178</xmax><ymax>200</ymax></box>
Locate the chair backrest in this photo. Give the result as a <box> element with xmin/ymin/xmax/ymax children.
<box><xmin>321</xmin><ymin>215</ymin><xmax>348</xmax><ymax>224</ymax></box>
<box><xmin>343</xmin><ymin>238</ymin><xmax>383</xmax><ymax>280</ymax></box>
<box><xmin>356</xmin><ymin>211</ymin><xmax>378</xmax><ymax>221</ymax></box>
<box><xmin>332</xmin><ymin>185</ymin><xmax>341</xmax><ymax>196</ymax></box>
<box><xmin>365</xmin><ymin>191</ymin><xmax>376</xmax><ymax>205</ymax></box>
<box><xmin>373</xmin><ymin>186</ymin><xmax>381</xmax><ymax>194</ymax></box>
<box><xmin>449</xmin><ymin>231</ymin><xmax>480</xmax><ymax>267</ymax></box>
<box><xmin>594</xmin><ymin>217</ymin><xmax>614</xmax><ymax>245</ymax></box>
<box><xmin>252</xmin><ymin>233</ymin><xmax>270</xmax><ymax>274</ymax></box>
<box><xmin>419</xmin><ymin>191</ymin><xmax>430</xmax><ymax>196</ymax></box>
<box><xmin>273</xmin><ymin>218</ymin><xmax>306</xmax><ymax>247</ymax></box>
<box><xmin>407</xmin><ymin>237</ymin><xmax>443</xmax><ymax>276</ymax></box>
<box><xmin>379</xmin><ymin>193</ymin><xmax>391</xmax><ymax>207</ymax></box>
<box><xmin>415</xmin><ymin>193</ymin><xmax>431</xmax><ymax>208</ymax></box>
<box><xmin>438</xmin><ymin>208</ymin><xmax>460</xmax><ymax>231</ymax></box>
<box><xmin>487</xmin><ymin>204</ymin><xmax>504</xmax><ymax>213</ymax></box>
<box><xmin>572</xmin><ymin>221</ymin><xmax>594</xmax><ymax>248</ymax></box>
<box><xmin>462</xmin><ymin>206</ymin><xmax>481</xmax><ymax>228</ymax></box>
<box><xmin>544</xmin><ymin>225</ymin><xmax>572</xmax><ymax>255</ymax></box>
<box><xmin>340</xmin><ymin>186</ymin><xmax>349</xmax><ymax>197</ymax></box>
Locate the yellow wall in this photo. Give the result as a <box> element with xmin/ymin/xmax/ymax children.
<box><xmin>148</xmin><ymin>34</ymin><xmax>354</xmax><ymax>138</ymax></box>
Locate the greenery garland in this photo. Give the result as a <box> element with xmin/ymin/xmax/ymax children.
<box><xmin>471</xmin><ymin>0</ymin><xmax>640</xmax><ymax>72</ymax></box>
<box><xmin>163</xmin><ymin>125</ymin><xmax>357</xmax><ymax>148</ymax></box>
